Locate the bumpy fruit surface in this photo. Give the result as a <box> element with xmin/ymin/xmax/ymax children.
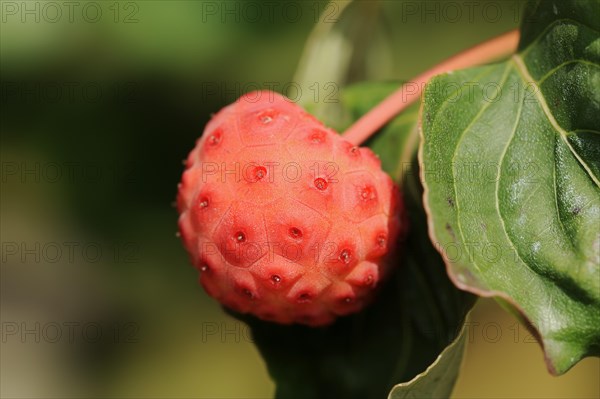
<box><xmin>177</xmin><ymin>91</ymin><xmax>402</xmax><ymax>326</ymax></box>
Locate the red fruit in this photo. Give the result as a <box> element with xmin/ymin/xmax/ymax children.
<box><xmin>177</xmin><ymin>91</ymin><xmax>402</xmax><ymax>326</ymax></box>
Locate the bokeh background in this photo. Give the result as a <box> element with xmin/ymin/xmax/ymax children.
<box><xmin>1</xmin><ymin>1</ymin><xmax>598</xmax><ymax>398</ymax></box>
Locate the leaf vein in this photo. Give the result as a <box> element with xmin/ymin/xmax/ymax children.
<box><xmin>537</xmin><ymin>60</ymin><xmax>600</xmax><ymax>86</ymax></box>
<box><xmin>495</xmin><ymin>71</ymin><xmax>530</xmax><ymax>274</ymax></box>
<box><xmin>451</xmin><ymin>63</ymin><xmax>513</xmax><ymax>273</ymax></box>
<box><xmin>511</xmin><ymin>54</ymin><xmax>600</xmax><ymax>188</ymax></box>
<box><xmin>520</xmin><ymin>18</ymin><xmax>600</xmax><ymax>58</ymax></box>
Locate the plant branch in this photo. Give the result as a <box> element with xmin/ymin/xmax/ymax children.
<box><xmin>342</xmin><ymin>29</ymin><xmax>520</xmax><ymax>145</ymax></box>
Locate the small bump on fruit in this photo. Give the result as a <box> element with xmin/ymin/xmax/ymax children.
<box><xmin>314</xmin><ymin>178</ymin><xmax>328</xmax><ymax>190</ymax></box>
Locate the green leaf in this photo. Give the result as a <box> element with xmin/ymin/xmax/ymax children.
<box><xmin>230</xmin><ymin>82</ymin><xmax>473</xmax><ymax>399</ymax></box>
<box><xmin>420</xmin><ymin>0</ymin><xmax>600</xmax><ymax>375</ymax></box>
<box><xmin>388</xmin><ymin>319</ymin><xmax>469</xmax><ymax>399</ymax></box>
<box><xmin>292</xmin><ymin>0</ymin><xmax>389</xmax><ymax>120</ymax></box>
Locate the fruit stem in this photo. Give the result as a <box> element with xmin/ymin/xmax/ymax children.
<box><xmin>342</xmin><ymin>29</ymin><xmax>520</xmax><ymax>145</ymax></box>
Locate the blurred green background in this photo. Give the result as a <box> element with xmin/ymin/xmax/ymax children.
<box><xmin>1</xmin><ymin>1</ymin><xmax>598</xmax><ymax>398</ymax></box>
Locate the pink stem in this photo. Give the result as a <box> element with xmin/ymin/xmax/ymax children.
<box><xmin>342</xmin><ymin>29</ymin><xmax>520</xmax><ymax>145</ymax></box>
